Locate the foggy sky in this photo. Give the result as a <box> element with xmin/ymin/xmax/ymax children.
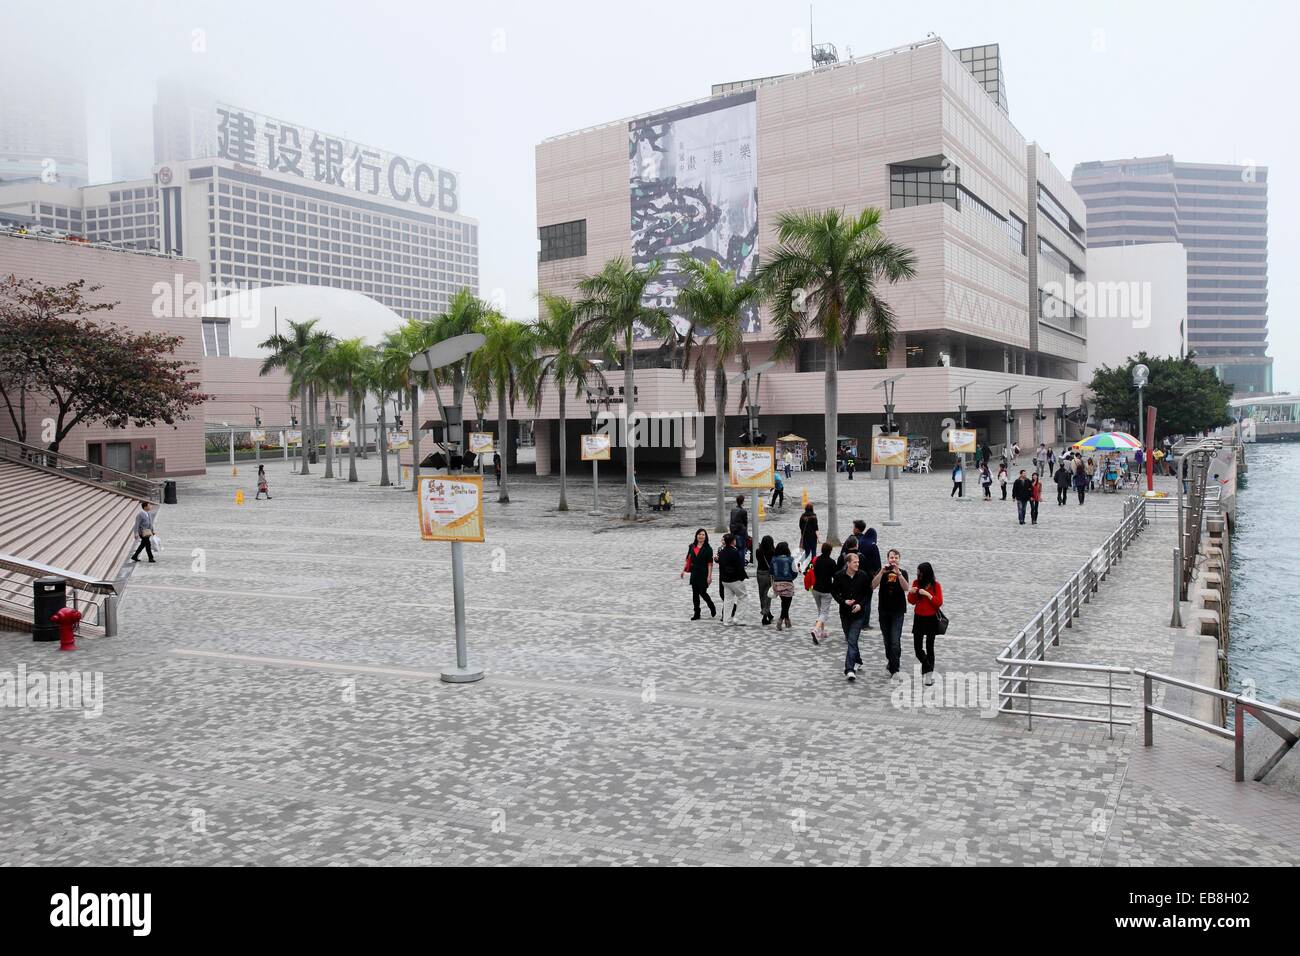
<box><xmin>9</xmin><ymin>0</ymin><xmax>1296</xmax><ymax>389</ymax></box>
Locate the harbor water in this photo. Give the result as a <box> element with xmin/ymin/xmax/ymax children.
<box><xmin>1228</xmin><ymin>442</ymin><xmax>1300</xmax><ymax>703</ymax></box>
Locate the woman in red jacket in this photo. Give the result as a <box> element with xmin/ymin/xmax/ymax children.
<box><xmin>1029</xmin><ymin>473</ymin><xmax>1043</xmax><ymax>525</ymax></box>
<box><xmin>907</xmin><ymin>561</ymin><xmax>943</xmax><ymax>686</ymax></box>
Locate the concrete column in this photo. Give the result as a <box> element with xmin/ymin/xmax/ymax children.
<box><xmin>533</xmin><ymin>420</ymin><xmax>552</xmax><ymax>476</ymax></box>
<box><xmin>679</xmin><ymin>416</ymin><xmax>698</xmax><ymax>477</ymax></box>
<box><xmin>886</xmin><ymin>333</ymin><xmax>907</xmax><ymax>369</ymax></box>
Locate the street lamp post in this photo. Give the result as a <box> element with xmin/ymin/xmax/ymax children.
<box><xmin>874</xmin><ymin>374</ymin><xmax>905</xmax><ymax>526</ymax></box>
<box><xmin>252</xmin><ymin>406</ymin><xmax>262</xmax><ymax>465</ymax></box>
<box><xmin>586</xmin><ymin>387</ymin><xmax>603</xmax><ymax>515</ymax></box>
<box><xmin>288</xmin><ymin>404</ymin><xmax>299</xmax><ymax>472</ymax></box>
<box><xmin>998</xmin><ymin>385</ymin><xmax>1018</xmax><ymax>464</ymax></box>
<box><xmin>950</xmin><ymin>380</ymin><xmax>975</xmax><ymax>501</ymax></box>
<box><xmin>729</xmin><ymin>362</ymin><xmax>776</xmax><ymax>550</ymax></box>
<box><xmin>410</xmin><ymin>332</ymin><xmax>487</xmax><ymax>684</ymax></box>
<box><xmin>1133</xmin><ymin>362</ymin><xmax>1149</xmax><ymax>451</ymax></box>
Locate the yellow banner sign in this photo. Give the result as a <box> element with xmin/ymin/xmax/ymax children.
<box><xmin>387</xmin><ymin>431</ymin><xmax>410</xmax><ymax>450</ymax></box>
<box><xmin>948</xmin><ymin>428</ymin><xmax>977</xmax><ymax>454</ymax></box>
<box><xmin>468</xmin><ymin>432</ymin><xmax>495</xmax><ymax>455</ymax></box>
<box><xmin>249</xmin><ymin>428</ymin><xmax>267</xmax><ymax>444</ymax></box>
<box><xmin>286</xmin><ymin>429</ymin><xmax>302</xmax><ymax>446</ymax></box>
<box><xmin>729</xmin><ymin>446</ymin><xmax>775</xmax><ymax>489</ymax></box>
<box><xmin>418</xmin><ymin>475</ymin><xmax>485</xmax><ymax>543</ymax></box>
<box><xmin>872</xmin><ymin>435</ymin><xmax>909</xmax><ymax>467</ymax></box>
<box><xmin>331</xmin><ymin>431</ymin><xmax>350</xmax><ymax>448</ymax></box>
<box><xmin>581</xmin><ymin>433</ymin><xmax>612</xmax><ymax>461</ymax></box>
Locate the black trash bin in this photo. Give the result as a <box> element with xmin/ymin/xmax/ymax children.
<box><xmin>163</xmin><ymin>480</ymin><xmax>178</xmax><ymax>504</ymax></box>
<box><xmin>32</xmin><ymin>577</ymin><xmax>66</xmax><ymax>642</ymax></box>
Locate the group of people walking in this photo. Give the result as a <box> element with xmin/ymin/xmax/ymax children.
<box><xmin>955</xmin><ymin>445</ymin><xmax>1106</xmax><ymax>524</ymax></box>
<box><xmin>681</xmin><ymin>513</ymin><xmax>946</xmax><ymax>686</ymax></box>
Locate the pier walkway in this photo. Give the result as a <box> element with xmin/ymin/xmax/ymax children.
<box><xmin>2</xmin><ymin>458</ymin><xmax>1295</xmax><ymax>865</ymax></box>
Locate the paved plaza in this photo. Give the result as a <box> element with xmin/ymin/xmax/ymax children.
<box><xmin>2</xmin><ymin>456</ymin><xmax>1297</xmax><ymax>865</ymax></box>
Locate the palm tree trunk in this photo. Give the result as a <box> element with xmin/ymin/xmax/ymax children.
<box><xmin>409</xmin><ymin>383</ymin><xmax>421</xmax><ymax>493</ymax></box>
<box><xmin>360</xmin><ymin>399</ymin><xmax>368</xmax><ymax>459</ymax></box>
<box><xmin>625</xmin><ymin>332</ymin><xmax>636</xmax><ymax>520</ymax></box>
<box><xmin>324</xmin><ymin>392</ymin><xmax>335</xmax><ymax>478</ymax></box>
<box><xmin>378</xmin><ymin>398</ymin><xmax>390</xmax><ymax>486</ymax></box>
<box><xmin>497</xmin><ymin>380</ymin><xmax>510</xmax><ymax>503</ymax></box>
<box><xmin>299</xmin><ymin>383</ymin><xmax>312</xmax><ymax>474</ymax></box>
<box><xmin>347</xmin><ymin>391</ymin><xmax>359</xmax><ymax>482</ymax></box>
<box><xmin>714</xmin><ymin>366</ymin><xmax>726</xmax><ymax>533</ymax></box>
<box><xmin>557</xmin><ymin>388</ymin><xmax>569</xmax><ymax>511</ymax></box>
<box><xmin>824</xmin><ymin>344</ymin><xmax>839</xmax><ymax>545</ymax></box>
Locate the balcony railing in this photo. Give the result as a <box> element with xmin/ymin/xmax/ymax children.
<box><xmin>0</xmin><ymin>436</ymin><xmax>162</xmax><ymax>502</ymax></box>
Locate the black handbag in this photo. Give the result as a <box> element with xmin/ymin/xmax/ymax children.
<box><xmin>934</xmin><ymin>608</ymin><xmax>950</xmax><ymax>635</ymax></box>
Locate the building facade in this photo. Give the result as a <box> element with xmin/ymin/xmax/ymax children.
<box><xmin>0</xmin><ymin>232</ymin><xmax>205</xmax><ymax>476</ymax></box>
<box><xmin>0</xmin><ymin>59</ymin><xmax>89</xmax><ymax>188</ymax></box>
<box><xmin>528</xmin><ymin>37</ymin><xmax>1089</xmax><ymax>475</ymax></box>
<box><xmin>1071</xmin><ymin>155</ymin><xmax>1270</xmax><ymax>395</ymax></box>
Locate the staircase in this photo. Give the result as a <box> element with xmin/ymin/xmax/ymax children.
<box><xmin>0</xmin><ymin>438</ymin><xmax>160</xmax><ymax>634</ymax></box>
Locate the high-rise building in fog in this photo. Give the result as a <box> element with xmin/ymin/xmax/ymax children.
<box><xmin>1072</xmin><ymin>155</ymin><xmax>1271</xmax><ymax>395</ymax></box>
<box><xmin>0</xmin><ymin>60</ymin><xmax>90</xmax><ymax>187</ymax></box>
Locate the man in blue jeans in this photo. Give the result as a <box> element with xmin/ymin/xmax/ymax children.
<box><xmin>874</xmin><ymin>548</ymin><xmax>909</xmax><ymax>678</ymax></box>
<box><xmin>831</xmin><ymin>552</ymin><xmax>872</xmax><ymax>681</ymax></box>
<box><xmin>1011</xmin><ymin>469</ymin><xmax>1033</xmax><ymax>525</ymax></box>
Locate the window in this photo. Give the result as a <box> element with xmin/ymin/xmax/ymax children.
<box><xmin>539</xmin><ymin>219</ymin><xmax>587</xmax><ymax>262</ymax></box>
<box><xmin>889</xmin><ymin>163</ymin><xmax>960</xmax><ymax>210</ymax></box>
<box><xmin>200</xmin><ymin>319</ymin><xmax>231</xmax><ymax>357</ymax></box>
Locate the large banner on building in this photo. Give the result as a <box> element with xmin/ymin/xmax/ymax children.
<box><xmin>629</xmin><ymin>92</ymin><xmax>758</xmax><ymax>340</ymax></box>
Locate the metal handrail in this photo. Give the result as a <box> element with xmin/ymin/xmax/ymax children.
<box><xmin>0</xmin><ymin>551</ymin><xmax>118</xmax><ymax>633</ymax></box>
<box><xmin>995</xmin><ymin>657</ymin><xmax>1300</xmax><ymax>783</ymax></box>
<box><xmin>0</xmin><ymin>435</ymin><xmax>162</xmax><ymax>502</ymax></box>
<box><xmin>997</xmin><ymin>496</ymin><xmax>1148</xmax><ymax>708</ymax></box>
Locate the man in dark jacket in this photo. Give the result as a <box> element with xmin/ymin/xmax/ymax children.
<box><xmin>1053</xmin><ymin>462</ymin><xmax>1071</xmax><ymax>506</ymax></box>
<box><xmin>831</xmin><ymin>552</ymin><xmax>873</xmax><ymax>681</ymax></box>
<box><xmin>1011</xmin><ymin>469</ymin><xmax>1033</xmax><ymax>525</ymax></box>
<box><xmin>874</xmin><ymin>549</ymin><xmax>909</xmax><ymax>678</ymax></box>
<box><xmin>717</xmin><ymin>533</ymin><xmax>749</xmax><ymax>625</ymax></box>
<box><xmin>729</xmin><ymin>495</ymin><xmax>749</xmax><ymax>563</ymax></box>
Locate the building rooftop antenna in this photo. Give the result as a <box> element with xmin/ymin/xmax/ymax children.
<box><xmin>810</xmin><ymin>5</ymin><xmax>839</xmax><ymax>67</ymax></box>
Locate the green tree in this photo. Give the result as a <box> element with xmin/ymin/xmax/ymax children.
<box><xmin>677</xmin><ymin>258</ymin><xmax>762</xmax><ymax>532</ymax></box>
<box><xmin>575</xmin><ymin>258</ymin><xmax>674</xmax><ymax>519</ymax></box>
<box><xmin>260</xmin><ymin>318</ymin><xmax>328</xmax><ymax>475</ymax></box>
<box><xmin>1</xmin><ymin>276</ymin><xmax>207</xmax><ymax>452</ymax></box>
<box><xmin>758</xmin><ymin>208</ymin><xmax>916</xmax><ymax>544</ymax></box>
<box><xmin>1088</xmin><ymin>352</ymin><xmax>1232</xmax><ymax>442</ymax></box>
<box><xmin>323</xmin><ymin>337</ymin><xmax>369</xmax><ymax>482</ymax></box>
<box><xmin>423</xmin><ymin>289</ymin><xmax>498</xmax><ymax>483</ymax></box>
<box><xmin>475</xmin><ymin>315</ymin><xmax>537</xmax><ymax>503</ymax></box>
<box><xmin>528</xmin><ymin>293</ymin><xmax>610</xmax><ymax>512</ymax></box>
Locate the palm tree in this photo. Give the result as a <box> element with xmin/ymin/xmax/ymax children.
<box><xmin>259</xmin><ymin>319</ymin><xmax>330</xmax><ymax>476</ymax></box>
<box><xmin>758</xmin><ymin>207</ymin><xmax>916</xmax><ymax>544</ymax></box>
<box><xmin>324</xmin><ymin>337</ymin><xmax>369</xmax><ymax>482</ymax></box>
<box><xmin>380</xmin><ymin>328</ymin><xmax>420</xmax><ymax>487</ymax></box>
<box><xmin>528</xmin><ymin>293</ymin><xmax>609</xmax><ymax>511</ymax></box>
<box><xmin>427</xmin><ymin>289</ymin><xmax>497</xmax><ymax>471</ymax></box>
<box><xmin>307</xmin><ymin>336</ymin><xmax>341</xmax><ymax>479</ymax></box>
<box><xmin>677</xmin><ymin>258</ymin><xmax>762</xmax><ymax>532</ymax></box>
<box><xmin>575</xmin><ymin>258</ymin><xmax>674</xmax><ymax>519</ymax></box>
<box><xmin>476</xmin><ymin>315</ymin><xmax>537</xmax><ymax>504</ymax></box>
<box><xmin>390</xmin><ymin>319</ymin><xmax>438</xmax><ymax>493</ymax></box>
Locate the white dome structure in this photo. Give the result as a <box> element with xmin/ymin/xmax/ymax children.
<box><xmin>203</xmin><ymin>285</ymin><xmax>408</xmax><ymax>360</ymax></box>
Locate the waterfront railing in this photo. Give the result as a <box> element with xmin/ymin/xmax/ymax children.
<box><xmin>995</xmin><ymin>495</ymin><xmax>1149</xmax><ymax>736</ymax></box>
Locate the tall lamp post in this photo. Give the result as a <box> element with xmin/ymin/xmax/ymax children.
<box><xmin>410</xmin><ymin>332</ymin><xmax>487</xmax><ymax>684</ymax></box>
<box><xmin>288</xmin><ymin>404</ymin><xmax>299</xmax><ymax>472</ymax></box>
<box><xmin>391</xmin><ymin>398</ymin><xmax>404</xmax><ymax>489</ymax></box>
<box><xmin>585</xmin><ymin>385</ymin><xmax>606</xmax><ymax>515</ymax></box>
<box><xmin>950</xmin><ymin>380</ymin><xmax>975</xmax><ymax>499</ymax></box>
<box><xmin>1133</xmin><ymin>362</ymin><xmax>1149</xmax><ymax>450</ymax></box>
<box><xmin>730</xmin><ymin>361</ymin><xmax>776</xmax><ymax>548</ymax></box>
<box><xmin>998</xmin><ymin>385</ymin><xmax>1018</xmax><ymax>463</ymax></box>
<box><xmin>874</xmin><ymin>373</ymin><xmax>905</xmax><ymax>526</ymax></box>
<box><xmin>251</xmin><ymin>406</ymin><xmax>263</xmax><ymax>465</ymax></box>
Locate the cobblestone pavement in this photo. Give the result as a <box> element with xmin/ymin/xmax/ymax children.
<box><xmin>2</xmin><ymin>457</ymin><xmax>1294</xmax><ymax>865</ymax></box>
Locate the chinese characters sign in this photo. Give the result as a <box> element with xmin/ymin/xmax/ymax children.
<box><xmin>580</xmin><ymin>434</ymin><xmax>612</xmax><ymax>461</ymax></box>
<box><xmin>872</xmin><ymin>435</ymin><xmax>909</xmax><ymax>467</ymax></box>
<box><xmin>468</xmin><ymin>432</ymin><xmax>495</xmax><ymax>455</ymax></box>
<box><xmin>215</xmin><ymin>104</ymin><xmax>460</xmax><ymax>213</ymax></box>
<box><xmin>418</xmin><ymin>475</ymin><xmax>485</xmax><ymax>543</ymax></box>
<box><xmin>729</xmin><ymin>446</ymin><xmax>774</xmax><ymax>489</ymax></box>
<box><xmin>948</xmin><ymin>429</ymin><xmax>977</xmax><ymax>454</ymax></box>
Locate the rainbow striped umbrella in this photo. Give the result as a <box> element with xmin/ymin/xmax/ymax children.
<box><xmin>1073</xmin><ymin>431</ymin><xmax>1142</xmax><ymax>451</ymax></box>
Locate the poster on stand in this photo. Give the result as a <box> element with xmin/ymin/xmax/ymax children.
<box><xmin>417</xmin><ymin>475</ymin><xmax>485</xmax><ymax>543</ymax></box>
<box><xmin>581</xmin><ymin>434</ymin><xmax>612</xmax><ymax>461</ymax></box>
<box><xmin>872</xmin><ymin>435</ymin><xmax>909</xmax><ymax>467</ymax></box>
<box><xmin>728</xmin><ymin>446</ymin><xmax>775</xmax><ymax>488</ymax></box>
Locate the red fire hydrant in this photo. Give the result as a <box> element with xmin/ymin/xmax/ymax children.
<box><xmin>51</xmin><ymin>607</ymin><xmax>81</xmax><ymax>652</ymax></box>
